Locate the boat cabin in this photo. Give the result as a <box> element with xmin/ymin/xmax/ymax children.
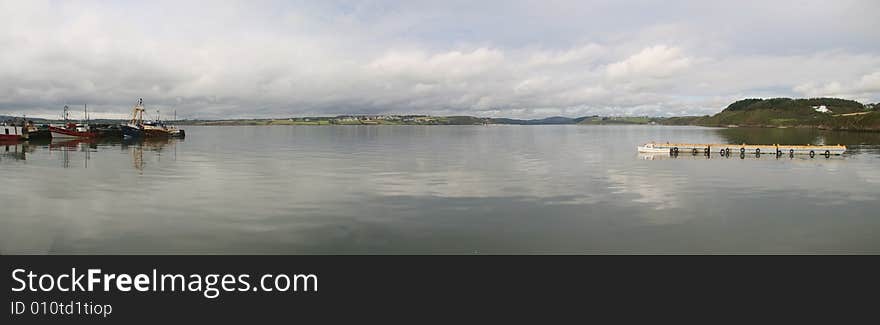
<box><xmin>1</xmin><ymin>124</ymin><xmax>26</xmax><ymax>139</ymax></box>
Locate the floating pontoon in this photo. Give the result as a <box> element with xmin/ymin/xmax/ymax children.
<box><xmin>638</xmin><ymin>142</ymin><xmax>846</xmax><ymax>157</ymax></box>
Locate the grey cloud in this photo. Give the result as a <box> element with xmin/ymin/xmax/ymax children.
<box><xmin>1</xmin><ymin>0</ymin><xmax>878</xmax><ymax>119</ymax></box>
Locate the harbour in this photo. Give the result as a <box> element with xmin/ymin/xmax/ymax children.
<box><xmin>0</xmin><ymin>99</ymin><xmax>184</xmax><ymax>143</ymax></box>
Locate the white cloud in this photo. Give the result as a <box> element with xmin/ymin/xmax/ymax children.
<box><xmin>606</xmin><ymin>45</ymin><xmax>692</xmax><ymax>79</ymax></box>
<box><xmin>857</xmin><ymin>72</ymin><xmax>880</xmax><ymax>92</ymax></box>
<box><xmin>794</xmin><ymin>71</ymin><xmax>880</xmax><ymax>102</ymax></box>
<box><xmin>525</xmin><ymin>44</ymin><xmax>606</xmax><ymax>67</ymax></box>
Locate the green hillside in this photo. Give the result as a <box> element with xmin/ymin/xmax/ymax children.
<box><xmin>662</xmin><ymin>98</ymin><xmax>880</xmax><ymax>131</ymax></box>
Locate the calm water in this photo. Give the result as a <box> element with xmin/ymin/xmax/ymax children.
<box><xmin>2</xmin><ymin>125</ymin><xmax>880</xmax><ymax>254</ymax></box>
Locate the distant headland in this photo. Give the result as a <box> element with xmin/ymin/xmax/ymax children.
<box><xmin>659</xmin><ymin>97</ymin><xmax>879</xmax><ymax>131</ymax></box>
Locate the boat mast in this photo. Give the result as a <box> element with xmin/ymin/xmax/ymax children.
<box><xmin>130</xmin><ymin>98</ymin><xmax>145</xmax><ymax>125</ymax></box>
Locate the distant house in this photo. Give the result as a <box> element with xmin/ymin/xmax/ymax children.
<box><xmin>812</xmin><ymin>105</ymin><xmax>831</xmax><ymax>113</ymax></box>
<box><xmin>335</xmin><ymin>116</ymin><xmax>359</xmax><ymax>122</ymax></box>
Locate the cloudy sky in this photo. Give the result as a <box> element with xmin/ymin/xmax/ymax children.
<box><xmin>1</xmin><ymin>0</ymin><xmax>878</xmax><ymax>119</ymax></box>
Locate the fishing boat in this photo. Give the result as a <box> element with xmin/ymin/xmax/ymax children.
<box><xmin>167</xmin><ymin>109</ymin><xmax>185</xmax><ymax>138</ymax></box>
<box><xmin>121</xmin><ymin>99</ymin><xmax>182</xmax><ymax>138</ymax></box>
<box><xmin>120</xmin><ymin>122</ymin><xmax>143</xmax><ymax>138</ymax></box>
<box><xmin>24</xmin><ymin>120</ymin><xmax>50</xmax><ymax>139</ymax></box>
<box><xmin>121</xmin><ymin>99</ymin><xmax>148</xmax><ymax>138</ymax></box>
<box><xmin>49</xmin><ymin>123</ymin><xmax>97</xmax><ymax>139</ymax></box>
<box><xmin>142</xmin><ymin>120</ymin><xmax>173</xmax><ymax>137</ymax></box>
<box><xmin>168</xmin><ymin>127</ymin><xmax>185</xmax><ymax>138</ymax></box>
<box><xmin>48</xmin><ymin>105</ymin><xmax>97</xmax><ymax>139</ymax></box>
<box><xmin>1</xmin><ymin>123</ymin><xmax>27</xmax><ymax>141</ymax></box>
<box><xmin>638</xmin><ymin>142</ymin><xmax>846</xmax><ymax>157</ymax></box>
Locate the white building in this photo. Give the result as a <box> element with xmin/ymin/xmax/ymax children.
<box><xmin>812</xmin><ymin>105</ymin><xmax>831</xmax><ymax>113</ymax></box>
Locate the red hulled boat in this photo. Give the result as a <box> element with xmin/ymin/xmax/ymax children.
<box><xmin>1</xmin><ymin>124</ymin><xmax>27</xmax><ymax>141</ymax></box>
<box><xmin>49</xmin><ymin>123</ymin><xmax>98</xmax><ymax>139</ymax></box>
<box><xmin>49</xmin><ymin>105</ymin><xmax>97</xmax><ymax>139</ymax></box>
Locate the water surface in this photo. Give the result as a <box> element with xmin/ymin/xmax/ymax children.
<box><xmin>2</xmin><ymin>125</ymin><xmax>879</xmax><ymax>254</ymax></box>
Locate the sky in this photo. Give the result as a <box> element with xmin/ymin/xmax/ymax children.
<box><xmin>1</xmin><ymin>0</ymin><xmax>879</xmax><ymax>119</ymax></box>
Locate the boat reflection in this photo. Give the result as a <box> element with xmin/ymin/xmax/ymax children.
<box><xmin>121</xmin><ymin>136</ymin><xmax>177</xmax><ymax>150</ymax></box>
<box><xmin>0</xmin><ymin>136</ymin><xmax>183</xmax><ymax>170</ymax></box>
<box><xmin>49</xmin><ymin>138</ymin><xmax>98</xmax><ymax>168</ymax></box>
<box><xmin>122</xmin><ymin>137</ymin><xmax>179</xmax><ymax>172</ymax></box>
<box><xmin>0</xmin><ymin>139</ymin><xmax>33</xmax><ymax>161</ymax></box>
<box><xmin>49</xmin><ymin>138</ymin><xmax>98</xmax><ymax>150</ymax></box>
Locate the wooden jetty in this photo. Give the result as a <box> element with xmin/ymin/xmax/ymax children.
<box><xmin>638</xmin><ymin>142</ymin><xmax>846</xmax><ymax>157</ymax></box>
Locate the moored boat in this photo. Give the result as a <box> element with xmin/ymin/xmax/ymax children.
<box><xmin>166</xmin><ymin>110</ymin><xmax>185</xmax><ymax>138</ymax></box>
<box><xmin>169</xmin><ymin>128</ymin><xmax>185</xmax><ymax>138</ymax></box>
<box><xmin>121</xmin><ymin>99</ymin><xmax>183</xmax><ymax>138</ymax></box>
<box><xmin>142</xmin><ymin>121</ymin><xmax>173</xmax><ymax>137</ymax></box>
<box><xmin>122</xmin><ymin>99</ymin><xmax>148</xmax><ymax>138</ymax></box>
<box><xmin>49</xmin><ymin>123</ymin><xmax>98</xmax><ymax>139</ymax></box>
<box><xmin>1</xmin><ymin>123</ymin><xmax>27</xmax><ymax>141</ymax></box>
<box><xmin>24</xmin><ymin>121</ymin><xmax>51</xmax><ymax>139</ymax></box>
<box><xmin>121</xmin><ymin>123</ymin><xmax>143</xmax><ymax>138</ymax></box>
<box><xmin>49</xmin><ymin>105</ymin><xmax>97</xmax><ymax>139</ymax></box>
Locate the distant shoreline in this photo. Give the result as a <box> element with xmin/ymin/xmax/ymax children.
<box><xmin>4</xmin><ymin>97</ymin><xmax>878</xmax><ymax>131</ymax></box>
<box><xmin>8</xmin><ymin>116</ymin><xmax>880</xmax><ymax>132</ymax></box>
<box><xmin>176</xmin><ymin>119</ymin><xmax>880</xmax><ymax>132</ymax></box>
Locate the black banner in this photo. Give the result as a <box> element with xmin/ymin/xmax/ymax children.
<box><xmin>3</xmin><ymin>256</ymin><xmax>878</xmax><ymax>323</ymax></box>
